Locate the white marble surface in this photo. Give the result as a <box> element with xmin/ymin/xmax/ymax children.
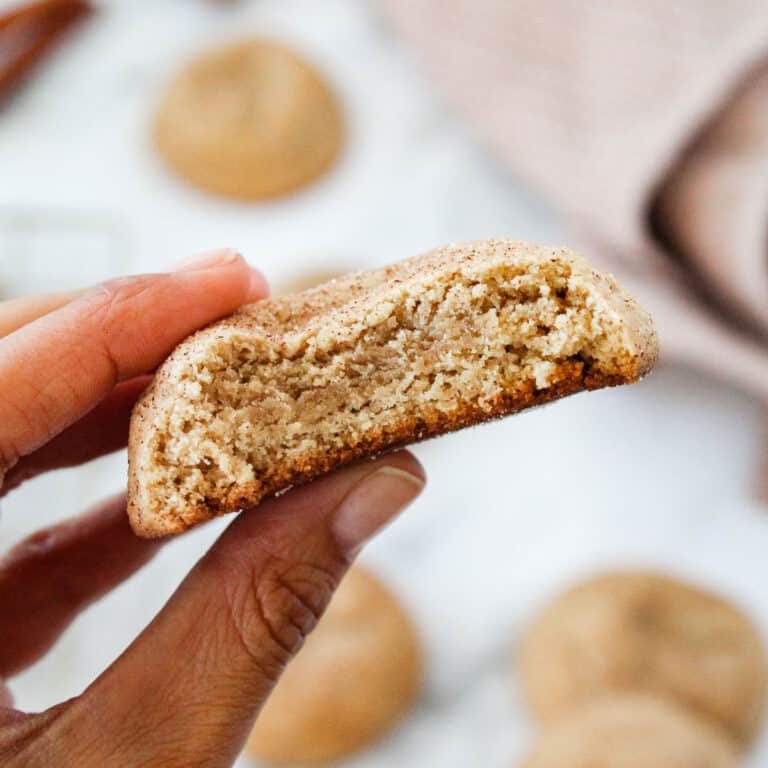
<box><xmin>2</xmin><ymin>1</ymin><xmax>768</xmax><ymax>766</ymax></box>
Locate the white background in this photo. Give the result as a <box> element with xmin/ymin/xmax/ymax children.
<box><xmin>1</xmin><ymin>1</ymin><xmax>767</xmax><ymax>765</ymax></box>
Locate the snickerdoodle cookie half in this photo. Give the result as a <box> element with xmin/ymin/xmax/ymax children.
<box><xmin>128</xmin><ymin>239</ymin><xmax>657</xmax><ymax>537</ymax></box>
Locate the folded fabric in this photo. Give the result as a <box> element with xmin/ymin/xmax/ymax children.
<box><xmin>383</xmin><ymin>0</ymin><xmax>768</xmax><ymax>400</ymax></box>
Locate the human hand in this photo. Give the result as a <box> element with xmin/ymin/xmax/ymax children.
<box><xmin>0</xmin><ymin>251</ymin><xmax>425</xmax><ymax>767</ymax></box>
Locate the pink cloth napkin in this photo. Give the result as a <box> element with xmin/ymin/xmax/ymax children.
<box><xmin>383</xmin><ymin>0</ymin><xmax>768</xmax><ymax>399</ymax></box>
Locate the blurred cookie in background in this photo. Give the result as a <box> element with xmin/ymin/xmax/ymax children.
<box><xmin>245</xmin><ymin>565</ymin><xmax>422</xmax><ymax>765</ymax></box>
<box><xmin>519</xmin><ymin>571</ymin><xmax>768</xmax><ymax>747</ymax></box>
<box><xmin>273</xmin><ymin>265</ymin><xmax>349</xmax><ymax>296</ymax></box>
<box><xmin>523</xmin><ymin>694</ymin><xmax>737</xmax><ymax>768</ymax></box>
<box><xmin>154</xmin><ymin>39</ymin><xmax>343</xmax><ymax>201</ymax></box>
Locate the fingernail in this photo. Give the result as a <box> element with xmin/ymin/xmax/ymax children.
<box><xmin>174</xmin><ymin>249</ymin><xmax>240</xmax><ymax>272</ymax></box>
<box><xmin>248</xmin><ymin>267</ymin><xmax>270</xmax><ymax>299</ymax></box>
<box><xmin>332</xmin><ymin>466</ymin><xmax>424</xmax><ymax>556</ymax></box>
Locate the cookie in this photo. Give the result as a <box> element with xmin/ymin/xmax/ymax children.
<box><xmin>154</xmin><ymin>39</ymin><xmax>343</xmax><ymax>200</ymax></box>
<box><xmin>523</xmin><ymin>694</ymin><xmax>737</xmax><ymax>768</ymax></box>
<box><xmin>245</xmin><ymin>566</ymin><xmax>422</xmax><ymax>764</ymax></box>
<box><xmin>520</xmin><ymin>571</ymin><xmax>768</xmax><ymax>745</ymax></box>
<box><xmin>128</xmin><ymin>239</ymin><xmax>657</xmax><ymax>537</ymax></box>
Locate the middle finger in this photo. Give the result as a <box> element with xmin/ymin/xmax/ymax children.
<box><xmin>0</xmin><ymin>291</ymin><xmax>82</xmax><ymax>340</ymax></box>
<box><xmin>0</xmin><ymin>494</ymin><xmax>163</xmax><ymax>678</ymax></box>
<box><xmin>0</xmin><ymin>376</ymin><xmax>150</xmax><ymax>497</ymax></box>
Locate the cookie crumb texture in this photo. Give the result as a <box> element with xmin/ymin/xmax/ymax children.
<box><xmin>128</xmin><ymin>240</ymin><xmax>658</xmax><ymax>536</ymax></box>
<box><xmin>153</xmin><ymin>39</ymin><xmax>343</xmax><ymax>200</ymax></box>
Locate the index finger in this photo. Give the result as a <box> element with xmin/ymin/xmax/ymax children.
<box><xmin>0</xmin><ymin>250</ymin><xmax>267</xmax><ymax>481</ymax></box>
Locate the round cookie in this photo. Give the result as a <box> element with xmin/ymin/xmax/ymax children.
<box><xmin>523</xmin><ymin>694</ymin><xmax>738</xmax><ymax>768</ymax></box>
<box><xmin>520</xmin><ymin>571</ymin><xmax>768</xmax><ymax>746</ymax></box>
<box><xmin>154</xmin><ymin>39</ymin><xmax>343</xmax><ymax>200</ymax></box>
<box><xmin>245</xmin><ymin>565</ymin><xmax>422</xmax><ymax>764</ymax></box>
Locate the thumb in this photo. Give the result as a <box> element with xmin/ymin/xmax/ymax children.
<box><xmin>53</xmin><ymin>452</ymin><xmax>424</xmax><ymax>768</ymax></box>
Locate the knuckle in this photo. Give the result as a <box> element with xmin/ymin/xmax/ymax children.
<box><xmin>0</xmin><ymin>393</ymin><xmax>36</xmax><ymax>487</ymax></box>
<box><xmin>81</xmin><ymin>275</ymin><xmax>161</xmax><ymax>345</ymax></box>
<box><xmin>221</xmin><ymin>554</ymin><xmax>340</xmax><ymax>679</ymax></box>
<box><xmin>0</xmin><ymin>706</ymin><xmax>66</xmax><ymax>767</ymax></box>
<box><xmin>79</xmin><ymin>275</ymin><xmax>163</xmax><ymax>379</ymax></box>
<box><xmin>257</xmin><ymin>561</ymin><xmax>338</xmax><ymax>654</ymax></box>
<box><xmin>2</xmin><ymin>527</ymin><xmax>88</xmax><ymax>609</ymax></box>
<box><xmin>85</xmin><ymin>276</ymin><xmax>156</xmax><ymax>324</ymax></box>
<box><xmin>8</xmin><ymin>526</ymin><xmax>57</xmax><ymax>559</ymax></box>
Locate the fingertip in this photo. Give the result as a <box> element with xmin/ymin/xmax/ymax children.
<box><xmin>380</xmin><ymin>450</ymin><xmax>427</xmax><ymax>486</ymax></box>
<box><xmin>330</xmin><ymin>453</ymin><xmax>425</xmax><ymax>556</ymax></box>
<box><xmin>174</xmin><ymin>249</ymin><xmax>268</xmax><ymax>302</ymax></box>
<box><xmin>174</xmin><ymin>249</ymin><xmax>241</xmax><ymax>273</ymax></box>
<box><xmin>247</xmin><ymin>267</ymin><xmax>270</xmax><ymax>301</ymax></box>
